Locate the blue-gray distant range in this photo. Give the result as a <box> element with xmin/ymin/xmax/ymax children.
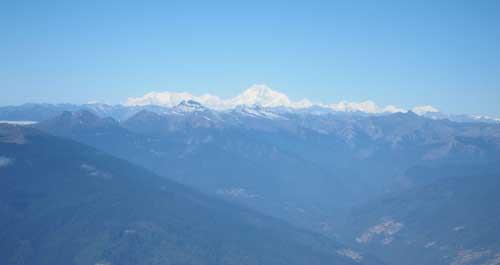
<box><xmin>1</xmin><ymin>86</ymin><xmax>499</xmax><ymax>265</ymax></box>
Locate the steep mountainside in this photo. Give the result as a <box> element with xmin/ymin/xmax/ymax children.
<box><xmin>0</xmin><ymin>124</ymin><xmax>381</xmax><ymax>265</ymax></box>
<box><xmin>36</xmin><ymin>110</ymin><xmax>349</xmax><ymax>234</ymax></box>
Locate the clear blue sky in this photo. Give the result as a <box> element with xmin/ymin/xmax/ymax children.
<box><xmin>1</xmin><ymin>0</ymin><xmax>499</xmax><ymax>115</ymax></box>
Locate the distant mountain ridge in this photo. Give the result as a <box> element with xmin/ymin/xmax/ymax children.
<box><xmin>1</xmin><ymin>86</ymin><xmax>499</xmax><ymax>124</ymax></box>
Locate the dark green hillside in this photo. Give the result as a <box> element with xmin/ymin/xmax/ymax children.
<box><xmin>0</xmin><ymin>124</ymin><xmax>378</xmax><ymax>265</ymax></box>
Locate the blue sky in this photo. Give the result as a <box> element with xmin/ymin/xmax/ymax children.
<box><xmin>1</xmin><ymin>0</ymin><xmax>499</xmax><ymax>115</ymax></box>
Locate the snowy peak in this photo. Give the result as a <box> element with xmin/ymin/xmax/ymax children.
<box><xmin>230</xmin><ymin>84</ymin><xmax>313</xmax><ymax>109</ymax></box>
<box><xmin>230</xmin><ymin>85</ymin><xmax>291</xmax><ymax>107</ymax></box>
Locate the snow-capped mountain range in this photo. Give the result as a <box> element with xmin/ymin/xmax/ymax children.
<box><xmin>126</xmin><ymin>84</ymin><xmax>428</xmax><ymax>114</ymax></box>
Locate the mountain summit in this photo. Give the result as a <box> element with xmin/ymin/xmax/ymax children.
<box><xmin>228</xmin><ymin>84</ymin><xmax>312</xmax><ymax>108</ymax></box>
